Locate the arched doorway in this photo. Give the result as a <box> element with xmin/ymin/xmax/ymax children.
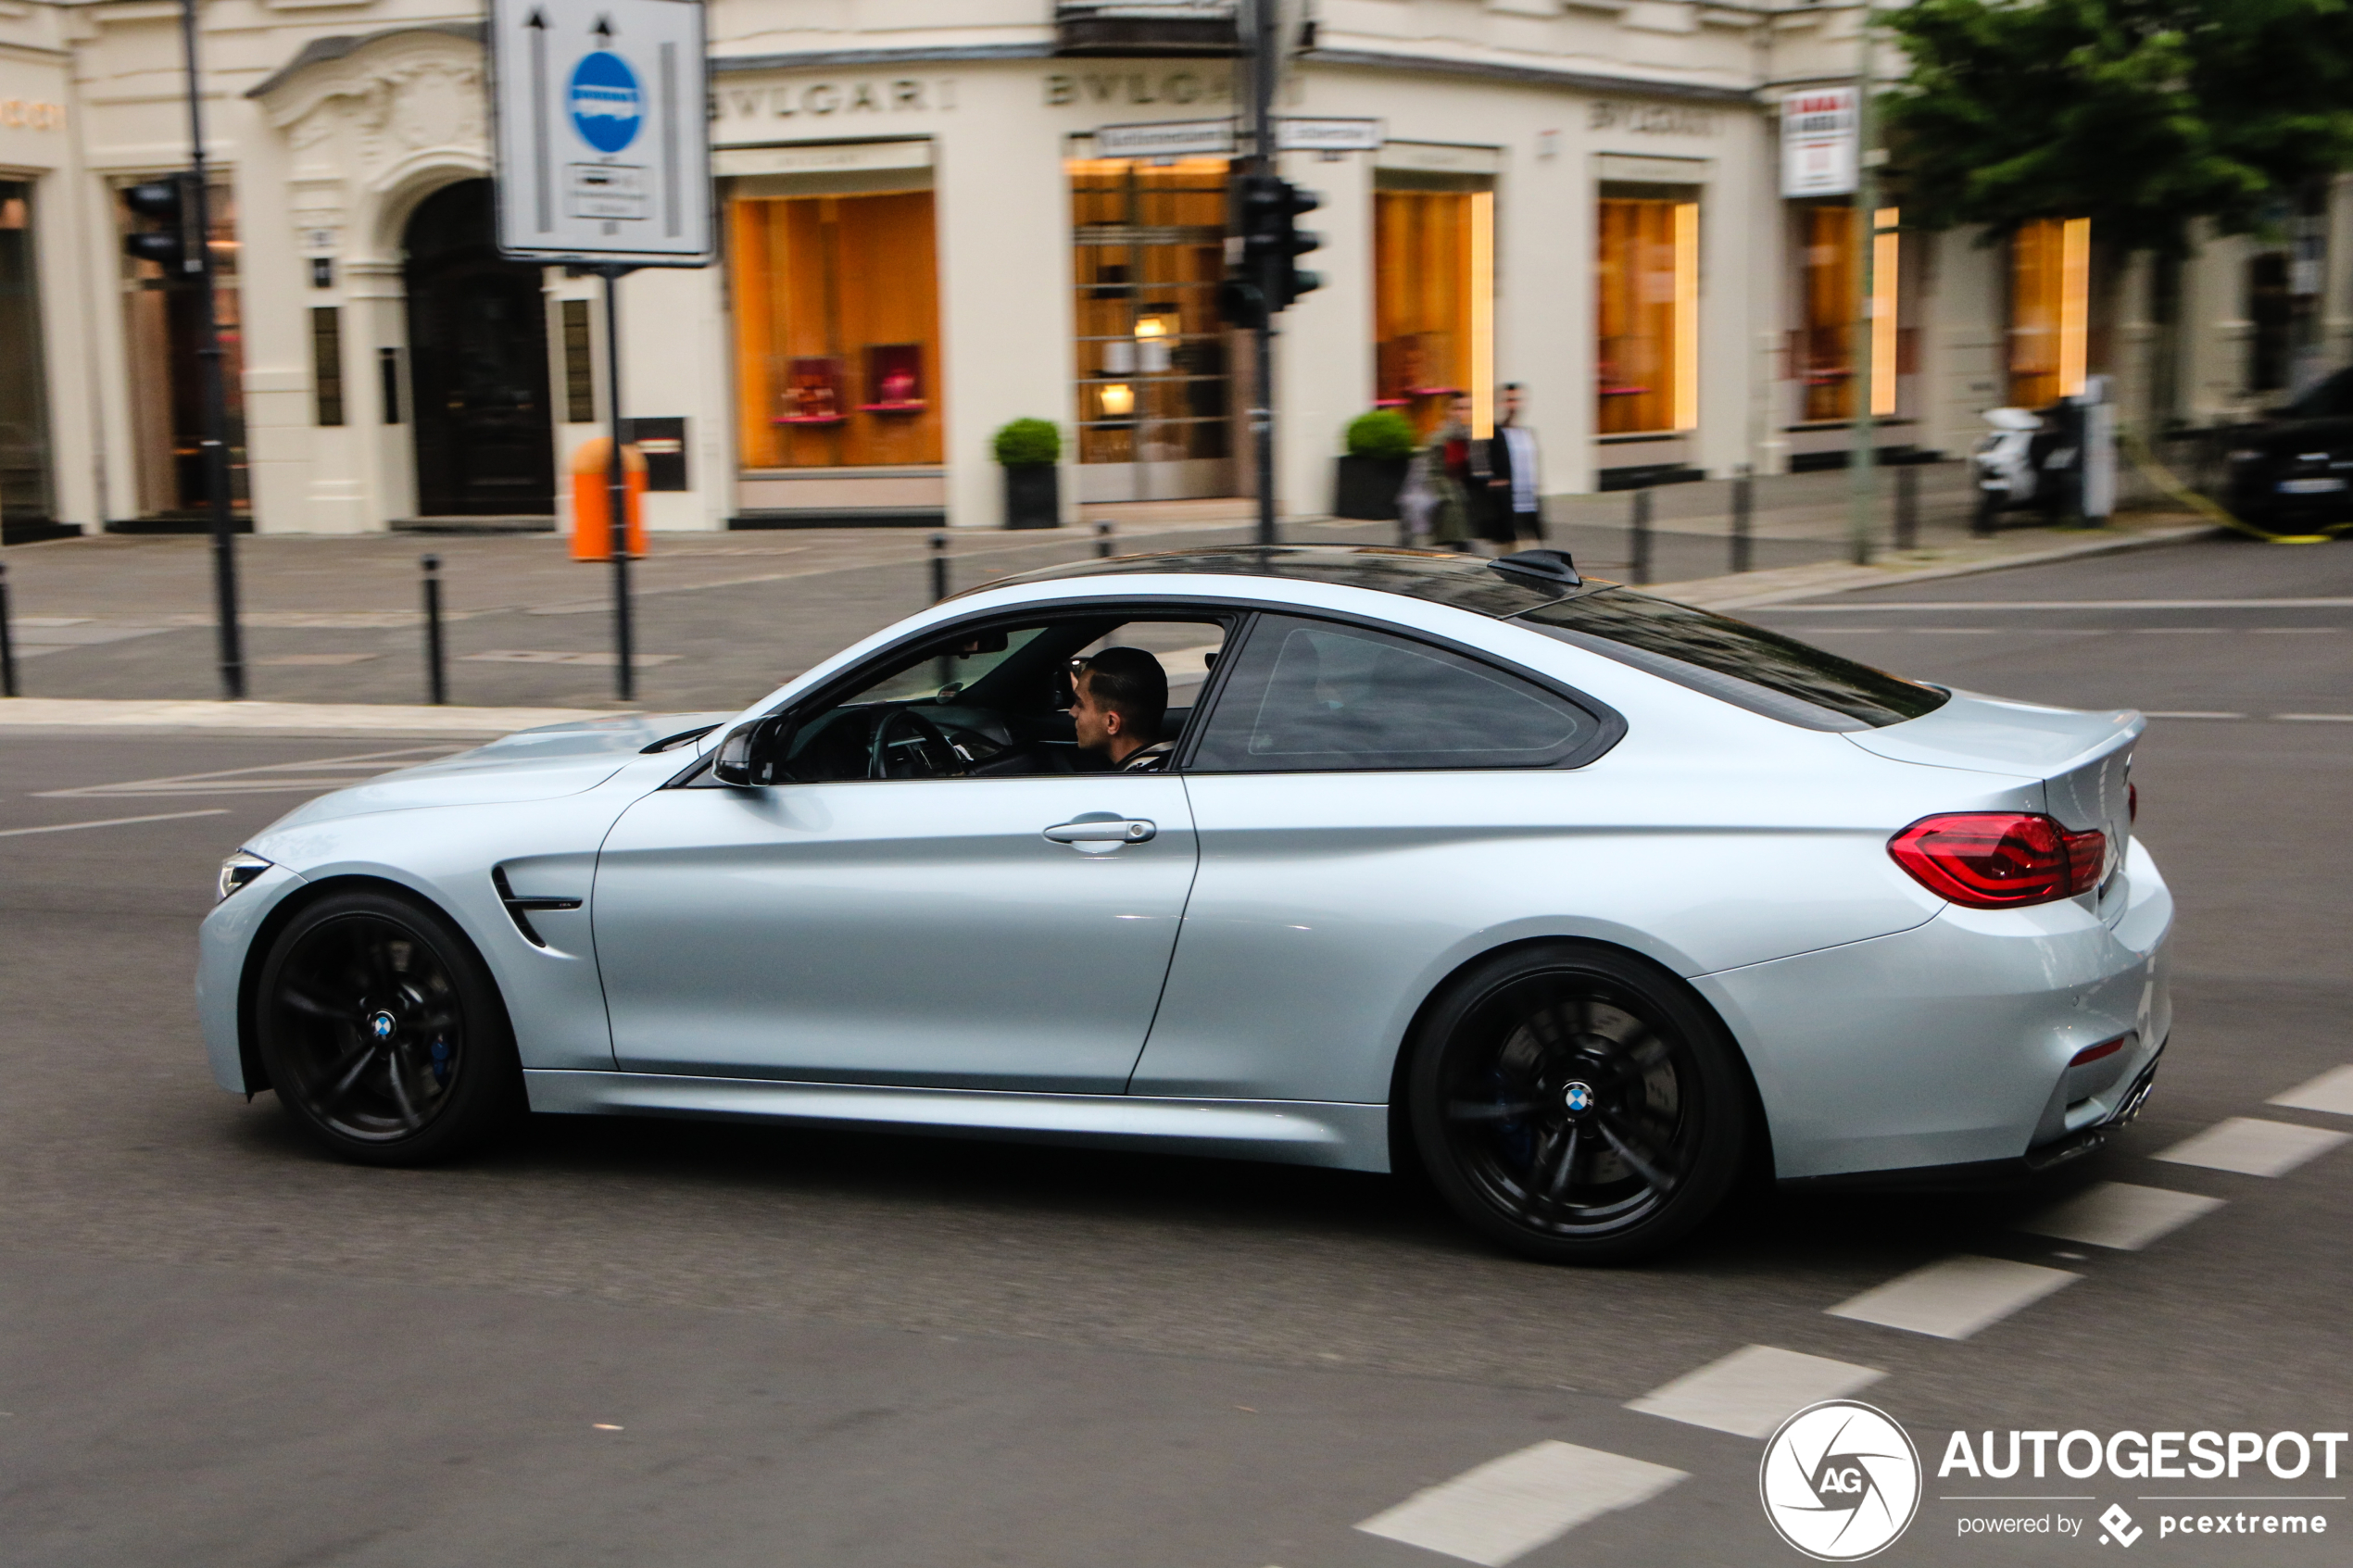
<box><xmin>403</xmin><ymin>180</ymin><xmax>555</xmax><ymax>516</ymax></box>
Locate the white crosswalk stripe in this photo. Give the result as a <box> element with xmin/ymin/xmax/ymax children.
<box><xmin>2155</xmin><ymin>1117</ymin><xmax>2351</xmax><ymax>1177</ymax></box>
<box><xmin>2014</xmin><ymin>1182</ymin><xmax>2224</xmax><ymax>1252</ymax></box>
<box><xmin>1354</xmin><ymin>1440</ymin><xmax>1686</xmax><ymax>1567</ymax></box>
<box><xmin>1826</xmin><ymin>1256</ymin><xmax>2077</xmax><ymax>1340</ymax></box>
<box><xmin>1625</xmin><ymin>1344</ymin><xmax>1883</xmax><ymax>1438</ymax></box>
<box><xmin>2270</xmin><ymin>1065</ymin><xmax>2353</xmax><ymax>1118</ymax></box>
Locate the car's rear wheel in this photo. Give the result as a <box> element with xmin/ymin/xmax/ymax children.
<box><xmin>1407</xmin><ymin>944</ymin><xmax>1749</xmax><ymax>1263</ymax></box>
<box><xmin>256</xmin><ymin>889</ymin><xmax>520</xmax><ymax>1166</ymax></box>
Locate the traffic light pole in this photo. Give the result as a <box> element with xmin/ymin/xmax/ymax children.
<box><xmin>597</xmin><ymin>263</ymin><xmax>637</xmax><ymax>703</ymax></box>
<box><xmin>175</xmin><ymin>0</ymin><xmax>245</xmax><ymax>700</ymax></box>
<box><xmin>1247</xmin><ymin>0</ymin><xmax>1279</xmax><ymax>549</ymax></box>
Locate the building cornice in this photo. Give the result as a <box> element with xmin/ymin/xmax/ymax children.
<box><xmin>1300</xmin><ymin>47</ymin><xmax>1756</xmax><ymax>107</ymax></box>
<box><xmin>245</xmin><ymin>22</ymin><xmax>482</xmax><ymax>99</ymax></box>
<box><xmin>710</xmin><ymin>44</ymin><xmax>1052</xmax><ymax>77</ymax></box>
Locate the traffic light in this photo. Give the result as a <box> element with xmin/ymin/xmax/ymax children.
<box><xmin>1220</xmin><ymin>172</ymin><xmax>1323</xmax><ymax>326</ymax></box>
<box><xmin>122</xmin><ymin>176</ymin><xmax>200</xmax><ymax>275</ymax></box>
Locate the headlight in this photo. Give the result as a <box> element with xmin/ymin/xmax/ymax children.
<box><xmin>2228</xmin><ymin>449</ymin><xmax>2264</xmax><ymax>464</ymax></box>
<box><xmin>218</xmin><ymin>851</ymin><xmax>271</xmax><ymax>902</ymax></box>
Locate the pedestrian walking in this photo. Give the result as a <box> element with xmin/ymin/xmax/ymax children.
<box><xmin>1418</xmin><ymin>393</ymin><xmax>1477</xmax><ymax>551</ymax></box>
<box><xmin>1480</xmin><ymin>382</ymin><xmax>1545</xmax><ymax>552</ymax></box>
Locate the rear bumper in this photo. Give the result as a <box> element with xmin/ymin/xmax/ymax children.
<box><xmin>1695</xmin><ymin>839</ymin><xmax>2173</xmax><ymax>1182</ymax></box>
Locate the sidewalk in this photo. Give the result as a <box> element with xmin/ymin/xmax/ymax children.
<box><xmin>1</xmin><ymin>482</ymin><xmax>2214</xmax><ymax>731</ymax></box>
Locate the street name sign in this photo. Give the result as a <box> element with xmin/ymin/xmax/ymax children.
<box><xmin>487</xmin><ymin>0</ymin><xmax>712</xmax><ymax>265</ymax></box>
<box><xmin>1277</xmin><ymin>117</ymin><xmax>1383</xmax><ymax>153</ymax></box>
<box><xmin>1092</xmin><ymin>119</ymin><xmax>1236</xmax><ymax>157</ymax></box>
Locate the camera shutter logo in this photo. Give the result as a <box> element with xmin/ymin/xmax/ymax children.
<box><xmin>569</xmin><ymin>50</ymin><xmax>642</xmax><ymax>154</ymax></box>
<box><xmin>1759</xmin><ymin>1400</ymin><xmax>1922</xmax><ymax>1561</ymax></box>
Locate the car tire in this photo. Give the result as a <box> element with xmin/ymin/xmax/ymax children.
<box><xmin>255</xmin><ymin>888</ymin><xmax>522</xmax><ymax>1167</ymax></box>
<box><xmin>1406</xmin><ymin>943</ymin><xmax>1750</xmax><ymax>1264</ymax></box>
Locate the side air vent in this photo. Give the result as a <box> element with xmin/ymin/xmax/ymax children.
<box><xmin>492</xmin><ymin>865</ymin><xmax>583</xmax><ymax>948</ymax></box>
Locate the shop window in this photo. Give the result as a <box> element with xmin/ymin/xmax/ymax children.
<box><xmin>0</xmin><ymin>181</ymin><xmax>53</xmax><ymax>521</ymax></box>
<box><xmin>119</xmin><ymin>178</ymin><xmax>246</xmax><ymax>517</ymax></box>
<box><xmin>1374</xmin><ymin>178</ymin><xmax>1494</xmax><ymax>435</ymax></box>
<box><xmin>1596</xmin><ymin>189</ymin><xmax>1698</xmax><ymax>436</ymax></box>
<box><xmin>561</xmin><ymin>299</ymin><xmax>596</xmax><ymax>423</ymax></box>
<box><xmin>1069</xmin><ymin>154</ymin><xmax>1233</xmax><ymax>499</ymax></box>
<box><xmin>2009</xmin><ymin>217</ymin><xmax>2088</xmax><ymax>408</ymax></box>
<box><xmin>729</xmin><ymin>190</ymin><xmax>941</xmax><ymax>469</ymax></box>
<box><xmin>310</xmin><ymin>307</ymin><xmax>345</xmax><ymax>428</ymax></box>
<box><xmin>1793</xmin><ymin>205</ymin><xmax>1901</xmax><ymax>421</ymax></box>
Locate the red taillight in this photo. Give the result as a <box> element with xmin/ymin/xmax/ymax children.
<box><xmin>1888</xmin><ymin>812</ymin><xmax>2108</xmax><ymax>909</ymax></box>
<box><xmin>2128</xmin><ymin>782</ymin><xmax>2138</xmax><ymax>822</ymax></box>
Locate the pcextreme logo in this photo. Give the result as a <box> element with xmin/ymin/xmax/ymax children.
<box><xmin>1760</xmin><ymin>1400</ymin><xmax>1924</xmax><ymax>1561</ymax></box>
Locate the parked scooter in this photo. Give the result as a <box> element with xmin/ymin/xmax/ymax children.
<box><xmin>1970</xmin><ymin>405</ymin><xmax>2070</xmax><ymax>531</ymax></box>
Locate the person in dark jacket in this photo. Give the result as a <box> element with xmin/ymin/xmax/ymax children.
<box><xmin>1479</xmin><ymin>383</ymin><xmax>1545</xmax><ymax>551</ymax></box>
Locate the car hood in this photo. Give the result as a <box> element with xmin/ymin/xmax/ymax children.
<box><xmin>265</xmin><ymin>711</ymin><xmax>734</xmax><ymax>830</ymax></box>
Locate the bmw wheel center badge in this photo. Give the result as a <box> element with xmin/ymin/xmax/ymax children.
<box><xmin>569</xmin><ymin>50</ymin><xmax>642</xmax><ymax>154</ymax></box>
<box><xmin>1759</xmin><ymin>1399</ymin><xmax>1921</xmax><ymax>1561</ymax></box>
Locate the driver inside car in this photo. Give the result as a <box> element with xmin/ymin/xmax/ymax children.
<box><xmin>1070</xmin><ymin>647</ymin><xmax>1174</xmax><ymax>772</ymax></box>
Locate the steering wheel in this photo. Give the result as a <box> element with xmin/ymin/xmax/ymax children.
<box><xmin>868</xmin><ymin>708</ymin><xmax>967</xmax><ymax>780</ymax></box>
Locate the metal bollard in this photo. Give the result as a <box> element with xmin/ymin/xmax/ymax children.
<box><xmin>930</xmin><ymin>533</ymin><xmax>949</xmax><ymax>604</ymax></box>
<box><xmin>1629</xmin><ymin>488</ymin><xmax>1654</xmax><ymax>585</ymax></box>
<box><xmin>1730</xmin><ymin>467</ymin><xmax>1754</xmax><ymax>575</ymax></box>
<box><xmin>0</xmin><ymin>560</ymin><xmax>17</xmax><ymax>698</ymax></box>
<box><xmin>421</xmin><ymin>554</ymin><xmax>447</xmax><ymax>706</ymax></box>
<box><xmin>1095</xmin><ymin>519</ymin><xmax>1115</xmax><ymax>558</ymax></box>
<box><xmin>1894</xmin><ymin>462</ymin><xmax>1920</xmax><ymax>552</ymax></box>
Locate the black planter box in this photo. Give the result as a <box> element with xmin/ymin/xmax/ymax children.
<box><xmin>1334</xmin><ymin>455</ymin><xmax>1410</xmax><ymax>521</ymax></box>
<box><xmin>1002</xmin><ymin>463</ymin><xmax>1060</xmax><ymax>530</ymax></box>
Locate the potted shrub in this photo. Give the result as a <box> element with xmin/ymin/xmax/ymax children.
<box><xmin>1333</xmin><ymin>409</ymin><xmax>1416</xmax><ymax>520</ymax></box>
<box><xmin>994</xmin><ymin>418</ymin><xmax>1062</xmax><ymax>530</ymax></box>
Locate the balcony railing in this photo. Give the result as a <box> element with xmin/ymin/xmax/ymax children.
<box><xmin>1054</xmin><ymin>1</ymin><xmax>1241</xmax><ymax>57</ymax></box>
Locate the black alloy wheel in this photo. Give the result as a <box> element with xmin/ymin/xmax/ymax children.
<box><xmin>1408</xmin><ymin>944</ymin><xmax>1748</xmax><ymax>1263</ymax></box>
<box><xmin>256</xmin><ymin>889</ymin><xmax>520</xmax><ymax>1166</ymax></box>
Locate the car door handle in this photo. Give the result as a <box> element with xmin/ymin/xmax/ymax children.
<box><xmin>1043</xmin><ymin>817</ymin><xmax>1156</xmax><ymax>846</ymax></box>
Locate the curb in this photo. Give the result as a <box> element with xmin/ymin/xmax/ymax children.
<box><xmin>1645</xmin><ymin>522</ymin><xmax>2220</xmax><ymax>611</ymax></box>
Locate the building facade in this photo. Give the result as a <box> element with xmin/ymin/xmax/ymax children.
<box><xmin>2</xmin><ymin>0</ymin><xmax>2348</xmax><ymax>540</ymax></box>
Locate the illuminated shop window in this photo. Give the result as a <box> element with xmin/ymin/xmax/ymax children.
<box><xmin>2009</xmin><ymin>216</ymin><xmax>2088</xmax><ymax>407</ymax></box>
<box><xmin>1794</xmin><ymin>205</ymin><xmax>1901</xmax><ymax>421</ymax></box>
<box><xmin>729</xmin><ymin>190</ymin><xmax>941</xmax><ymax>470</ymax></box>
<box><xmin>1374</xmin><ymin>177</ymin><xmax>1494</xmax><ymax>436</ymax></box>
<box><xmin>1069</xmin><ymin>154</ymin><xmax>1234</xmax><ymax>498</ymax></box>
<box><xmin>1596</xmin><ymin>191</ymin><xmax>1698</xmax><ymax>435</ymax></box>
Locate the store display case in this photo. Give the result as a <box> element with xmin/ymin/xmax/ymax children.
<box><xmin>861</xmin><ymin>344</ymin><xmax>925</xmax><ymax>412</ymax></box>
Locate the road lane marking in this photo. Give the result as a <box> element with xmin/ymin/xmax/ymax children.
<box><xmin>35</xmin><ymin>746</ymin><xmax>462</xmax><ymax>799</ymax></box>
<box><xmin>2280</xmin><ymin>713</ymin><xmax>2353</xmax><ymax>723</ymax></box>
<box><xmin>2154</xmin><ymin>1117</ymin><xmax>2351</xmax><ymax>1177</ymax></box>
<box><xmin>0</xmin><ymin>809</ymin><xmax>229</xmax><ymax>838</ymax></box>
<box><xmin>2144</xmin><ymin>711</ymin><xmax>2246</xmax><ymax>720</ymax></box>
<box><xmin>2013</xmin><ymin>1182</ymin><xmax>2224</xmax><ymax>1251</ymax></box>
<box><xmin>2270</xmin><ymin>1065</ymin><xmax>2353</xmax><ymax>1117</ymax></box>
<box><xmin>1624</xmin><ymin>1344</ymin><xmax>1882</xmax><ymax>1438</ymax></box>
<box><xmin>461</xmin><ymin>649</ymin><xmax>682</xmax><ymax>666</ymax></box>
<box><xmin>1826</xmin><ymin>1256</ymin><xmax>2077</xmax><ymax>1340</ymax></box>
<box><xmin>1354</xmin><ymin>1440</ymin><xmax>1685</xmax><ymax>1567</ymax></box>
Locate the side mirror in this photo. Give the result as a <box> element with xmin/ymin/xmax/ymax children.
<box><xmin>711</xmin><ymin>715</ymin><xmax>790</xmax><ymax>786</ymax></box>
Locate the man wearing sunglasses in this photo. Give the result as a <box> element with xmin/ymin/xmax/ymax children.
<box><xmin>1070</xmin><ymin>647</ymin><xmax>1174</xmax><ymax>772</ymax></box>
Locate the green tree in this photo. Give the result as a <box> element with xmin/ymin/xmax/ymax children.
<box><xmin>1882</xmin><ymin>0</ymin><xmax>2353</xmax><ymax>251</ymax></box>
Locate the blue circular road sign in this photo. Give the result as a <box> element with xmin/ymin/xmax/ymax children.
<box><xmin>569</xmin><ymin>50</ymin><xmax>642</xmax><ymax>155</ymax></box>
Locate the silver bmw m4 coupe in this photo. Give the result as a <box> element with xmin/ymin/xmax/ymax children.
<box><xmin>197</xmin><ymin>546</ymin><xmax>2170</xmax><ymax>1261</ymax></box>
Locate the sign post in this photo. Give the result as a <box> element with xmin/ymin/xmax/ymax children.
<box><xmin>487</xmin><ymin>0</ymin><xmax>711</xmax><ymax>701</ymax></box>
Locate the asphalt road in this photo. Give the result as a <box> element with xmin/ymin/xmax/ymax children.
<box><xmin>5</xmin><ymin>536</ymin><xmax>2350</xmax><ymax>1566</ymax></box>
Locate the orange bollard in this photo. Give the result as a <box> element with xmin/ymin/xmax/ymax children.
<box><xmin>570</xmin><ymin>438</ymin><xmax>648</xmax><ymax>559</ymax></box>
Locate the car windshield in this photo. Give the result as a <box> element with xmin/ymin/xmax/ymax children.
<box><xmin>1513</xmin><ymin>588</ymin><xmax>1948</xmax><ymax>731</ymax></box>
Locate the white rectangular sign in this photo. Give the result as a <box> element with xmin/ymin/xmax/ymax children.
<box><xmin>1092</xmin><ymin>119</ymin><xmax>1235</xmax><ymax>158</ymax></box>
<box><xmin>1277</xmin><ymin>117</ymin><xmax>1384</xmax><ymax>153</ymax></box>
<box><xmin>487</xmin><ymin>0</ymin><xmax>712</xmax><ymax>265</ymax></box>
<box><xmin>1780</xmin><ymin>86</ymin><xmax>1856</xmax><ymax>197</ymax></box>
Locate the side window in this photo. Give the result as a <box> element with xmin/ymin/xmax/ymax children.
<box><xmin>1189</xmin><ymin>615</ymin><xmax>1605</xmax><ymax>772</ymax></box>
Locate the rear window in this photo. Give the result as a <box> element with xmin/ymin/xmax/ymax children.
<box><xmin>1513</xmin><ymin>588</ymin><xmax>1947</xmax><ymax>731</ymax></box>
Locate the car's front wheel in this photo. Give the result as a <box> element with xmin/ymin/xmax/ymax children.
<box><xmin>1407</xmin><ymin>944</ymin><xmax>1749</xmax><ymax>1263</ymax></box>
<box><xmin>255</xmin><ymin>888</ymin><xmax>520</xmax><ymax>1166</ymax></box>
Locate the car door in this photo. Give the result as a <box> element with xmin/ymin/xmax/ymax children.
<box><xmin>589</xmin><ymin>613</ymin><xmax>1209</xmax><ymax>1094</ymax></box>
<box><xmin>1127</xmin><ymin>611</ymin><xmax>1617</xmax><ymax>1107</ymax></box>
